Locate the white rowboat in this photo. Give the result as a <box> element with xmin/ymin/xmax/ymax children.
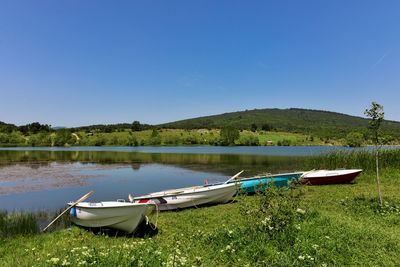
<box><xmin>69</xmin><ymin>201</ymin><xmax>155</xmax><ymax>233</ymax></box>
<box><xmin>133</xmin><ymin>182</ymin><xmax>240</xmax><ymax>211</ymax></box>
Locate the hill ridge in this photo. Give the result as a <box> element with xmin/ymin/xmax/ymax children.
<box><xmin>158</xmin><ymin>107</ymin><xmax>400</xmax><ymax>139</ymax></box>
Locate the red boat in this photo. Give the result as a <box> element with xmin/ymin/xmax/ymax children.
<box><xmin>300</xmin><ymin>169</ymin><xmax>363</xmax><ymax>185</ymax></box>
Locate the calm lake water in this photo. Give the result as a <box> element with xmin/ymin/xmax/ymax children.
<box><xmin>0</xmin><ymin>146</ymin><xmax>393</xmax><ymax>212</ymax></box>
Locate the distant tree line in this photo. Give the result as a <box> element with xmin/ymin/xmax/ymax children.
<box><xmin>1</xmin><ymin>110</ymin><xmax>400</xmax><ymax>147</ymax></box>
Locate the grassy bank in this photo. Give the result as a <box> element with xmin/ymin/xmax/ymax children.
<box><xmin>0</xmin><ymin>129</ymin><xmax>339</xmax><ymax>147</ymax></box>
<box><xmin>1</xmin><ymin>169</ymin><xmax>399</xmax><ymax>266</ymax></box>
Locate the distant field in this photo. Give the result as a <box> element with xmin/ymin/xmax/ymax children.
<box><xmin>73</xmin><ymin>129</ymin><xmax>331</xmax><ymax>147</ymax></box>
<box><xmin>0</xmin><ymin>127</ymin><xmax>373</xmax><ymax>148</ymax></box>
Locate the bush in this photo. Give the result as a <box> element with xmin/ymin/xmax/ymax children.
<box><xmin>91</xmin><ymin>135</ymin><xmax>107</xmax><ymax>146</ymax></box>
<box><xmin>147</xmin><ymin>136</ymin><xmax>162</xmax><ymax>146</ymax></box>
<box><xmin>0</xmin><ymin>133</ymin><xmax>9</xmax><ymax>144</ymax></box>
<box><xmin>182</xmin><ymin>135</ymin><xmax>198</xmax><ymax>145</ymax></box>
<box><xmin>8</xmin><ymin>132</ymin><xmax>26</xmax><ymax>145</ymax></box>
<box><xmin>237</xmin><ymin>183</ymin><xmax>304</xmax><ymax>236</ymax></box>
<box><xmin>277</xmin><ymin>139</ymin><xmax>291</xmax><ymax>146</ymax></box>
<box><xmin>27</xmin><ymin>133</ymin><xmax>52</xmax><ymax>147</ymax></box>
<box><xmin>205</xmin><ymin>135</ymin><xmax>219</xmax><ymax>145</ymax></box>
<box><xmin>53</xmin><ymin>129</ymin><xmax>76</xmax><ymax>146</ymax></box>
<box><xmin>106</xmin><ymin>135</ymin><xmax>119</xmax><ymax>146</ymax></box>
<box><xmin>346</xmin><ymin>132</ymin><xmax>364</xmax><ymax>147</ymax></box>
<box><xmin>163</xmin><ymin>135</ymin><xmax>181</xmax><ymax>145</ymax></box>
<box><xmin>238</xmin><ymin>135</ymin><xmax>259</xmax><ymax>146</ymax></box>
<box><xmin>220</xmin><ymin>127</ymin><xmax>239</xmax><ymax>146</ymax></box>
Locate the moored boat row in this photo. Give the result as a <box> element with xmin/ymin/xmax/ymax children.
<box><xmin>68</xmin><ymin>168</ymin><xmax>363</xmax><ymax>233</ymax></box>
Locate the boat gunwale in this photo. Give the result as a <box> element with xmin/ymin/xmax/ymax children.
<box><xmin>238</xmin><ymin>171</ymin><xmax>304</xmax><ymax>182</ymax></box>
<box><xmin>69</xmin><ymin>202</ymin><xmax>155</xmax><ymax>209</ymax></box>
<box><xmin>134</xmin><ymin>182</ymin><xmax>241</xmax><ymax>199</ymax></box>
<box><xmin>301</xmin><ymin>169</ymin><xmax>363</xmax><ymax>179</ymax></box>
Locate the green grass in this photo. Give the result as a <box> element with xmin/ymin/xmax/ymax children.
<box><xmin>1</xmin><ymin>170</ymin><xmax>399</xmax><ymax>266</ymax></box>
<box><xmin>0</xmin><ymin>128</ymin><xmax>339</xmax><ymax>147</ymax></box>
<box><xmin>1</xmin><ymin>149</ymin><xmax>400</xmax><ymax>265</ymax></box>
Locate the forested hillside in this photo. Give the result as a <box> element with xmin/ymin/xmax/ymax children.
<box><xmin>159</xmin><ymin>108</ymin><xmax>400</xmax><ymax>140</ymax></box>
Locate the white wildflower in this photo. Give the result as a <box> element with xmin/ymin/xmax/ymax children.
<box><xmin>62</xmin><ymin>259</ymin><xmax>71</xmax><ymax>266</ymax></box>
<box><xmin>49</xmin><ymin>258</ymin><xmax>60</xmax><ymax>264</ymax></box>
<box><xmin>296</xmin><ymin>208</ymin><xmax>306</xmax><ymax>215</ymax></box>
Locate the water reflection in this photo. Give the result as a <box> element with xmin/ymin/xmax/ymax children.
<box><xmin>0</xmin><ymin>150</ymin><xmax>304</xmax><ymax>175</ymax></box>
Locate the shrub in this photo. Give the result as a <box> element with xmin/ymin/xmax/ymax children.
<box><xmin>0</xmin><ymin>133</ymin><xmax>9</xmax><ymax>144</ymax></box>
<box><xmin>163</xmin><ymin>135</ymin><xmax>181</xmax><ymax>145</ymax></box>
<box><xmin>238</xmin><ymin>135</ymin><xmax>259</xmax><ymax>146</ymax></box>
<box><xmin>106</xmin><ymin>135</ymin><xmax>119</xmax><ymax>146</ymax></box>
<box><xmin>346</xmin><ymin>132</ymin><xmax>364</xmax><ymax>147</ymax></box>
<box><xmin>182</xmin><ymin>135</ymin><xmax>198</xmax><ymax>145</ymax></box>
<box><xmin>147</xmin><ymin>136</ymin><xmax>162</xmax><ymax>146</ymax></box>
<box><xmin>27</xmin><ymin>133</ymin><xmax>52</xmax><ymax>147</ymax></box>
<box><xmin>54</xmin><ymin>129</ymin><xmax>75</xmax><ymax>146</ymax></box>
<box><xmin>237</xmin><ymin>182</ymin><xmax>304</xmax><ymax>237</ymax></box>
<box><xmin>220</xmin><ymin>126</ymin><xmax>239</xmax><ymax>146</ymax></box>
<box><xmin>277</xmin><ymin>139</ymin><xmax>291</xmax><ymax>146</ymax></box>
<box><xmin>91</xmin><ymin>135</ymin><xmax>107</xmax><ymax>146</ymax></box>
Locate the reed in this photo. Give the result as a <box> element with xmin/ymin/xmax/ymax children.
<box><xmin>305</xmin><ymin>148</ymin><xmax>400</xmax><ymax>172</ymax></box>
<box><xmin>0</xmin><ymin>209</ymin><xmax>71</xmax><ymax>239</ymax></box>
<box><xmin>0</xmin><ymin>211</ymin><xmax>39</xmax><ymax>238</ymax></box>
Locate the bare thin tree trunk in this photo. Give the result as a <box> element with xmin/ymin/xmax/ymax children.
<box><xmin>376</xmin><ymin>144</ymin><xmax>382</xmax><ymax>206</ymax></box>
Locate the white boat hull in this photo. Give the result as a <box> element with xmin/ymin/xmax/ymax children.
<box><xmin>134</xmin><ymin>183</ymin><xmax>240</xmax><ymax>211</ymax></box>
<box><xmin>69</xmin><ymin>201</ymin><xmax>155</xmax><ymax>233</ymax></box>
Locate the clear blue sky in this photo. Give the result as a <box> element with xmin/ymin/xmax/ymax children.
<box><xmin>1</xmin><ymin>1</ymin><xmax>399</xmax><ymax>127</ymax></box>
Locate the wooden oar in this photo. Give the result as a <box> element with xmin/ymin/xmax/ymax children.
<box><xmin>224</xmin><ymin>170</ymin><xmax>245</xmax><ymax>184</ymax></box>
<box><xmin>42</xmin><ymin>190</ymin><xmax>94</xmax><ymax>232</ymax></box>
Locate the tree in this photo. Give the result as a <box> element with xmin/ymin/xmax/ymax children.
<box><xmin>151</xmin><ymin>128</ymin><xmax>159</xmax><ymax>137</ymax></box>
<box><xmin>346</xmin><ymin>132</ymin><xmax>363</xmax><ymax>147</ymax></box>
<box><xmin>131</xmin><ymin>121</ymin><xmax>142</xmax><ymax>131</ymax></box>
<box><xmin>250</xmin><ymin>123</ymin><xmax>257</xmax><ymax>132</ymax></box>
<box><xmin>261</xmin><ymin>123</ymin><xmax>272</xmax><ymax>131</ymax></box>
<box><xmin>364</xmin><ymin>102</ymin><xmax>384</xmax><ymax>206</ymax></box>
<box><xmin>220</xmin><ymin>126</ymin><xmax>239</xmax><ymax>145</ymax></box>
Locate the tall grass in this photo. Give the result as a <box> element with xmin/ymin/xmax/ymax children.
<box><xmin>0</xmin><ymin>209</ymin><xmax>71</xmax><ymax>239</ymax></box>
<box><xmin>0</xmin><ymin>211</ymin><xmax>39</xmax><ymax>238</ymax></box>
<box><xmin>305</xmin><ymin>148</ymin><xmax>400</xmax><ymax>172</ymax></box>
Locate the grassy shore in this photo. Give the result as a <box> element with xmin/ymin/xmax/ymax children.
<box><xmin>1</xmin><ymin>169</ymin><xmax>399</xmax><ymax>266</ymax></box>
<box><xmin>0</xmin><ymin>129</ymin><xmax>339</xmax><ymax>147</ymax></box>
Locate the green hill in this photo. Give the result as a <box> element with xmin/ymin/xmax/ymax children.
<box><xmin>159</xmin><ymin>108</ymin><xmax>400</xmax><ymax>140</ymax></box>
